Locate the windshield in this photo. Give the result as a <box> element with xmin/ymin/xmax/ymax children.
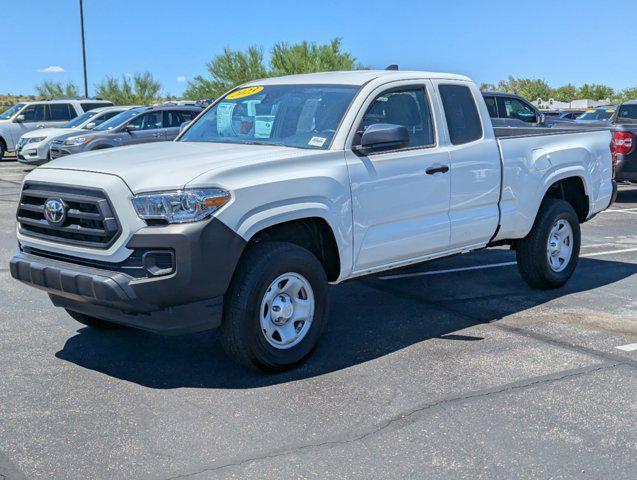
<box><xmin>63</xmin><ymin>111</ymin><xmax>96</xmax><ymax>128</ymax></box>
<box><xmin>0</xmin><ymin>103</ymin><xmax>26</xmax><ymax>120</ymax></box>
<box><xmin>617</xmin><ymin>104</ymin><xmax>637</xmax><ymax>122</ymax></box>
<box><xmin>93</xmin><ymin>108</ymin><xmax>144</xmax><ymax>131</ymax></box>
<box><xmin>180</xmin><ymin>84</ymin><xmax>359</xmax><ymax>149</ymax></box>
<box><xmin>577</xmin><ymin>109</ymin><xmax>615</xmax><ymax>121</ymax></box>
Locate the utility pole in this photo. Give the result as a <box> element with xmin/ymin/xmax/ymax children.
<box><xmin>79</xmin><ymin>0</ymin><xmax>88</xmax><ymax>97</ymax></box>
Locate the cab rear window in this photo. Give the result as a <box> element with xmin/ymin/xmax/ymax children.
<box><xmin>439</xmin><ymin>85</ymin><xmax>482</xmax><ymax>145</ymax></box>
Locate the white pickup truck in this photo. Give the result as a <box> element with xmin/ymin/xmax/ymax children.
<box><xmin>10</xmin><ymin>70</ymin><xmax>616</xmax><ymax>371</ymax></box>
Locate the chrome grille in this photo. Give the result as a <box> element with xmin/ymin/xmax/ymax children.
<box><xmin>17</xmin><ymin>182</ymin><xmax>121</xmax><ymax>248</ymax></box>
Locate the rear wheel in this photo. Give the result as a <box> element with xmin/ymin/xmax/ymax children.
<box><xmin>516</xmin><ymin>199</ymin><xmax>581</xmax><ymax>289</ymax></box>
<box><xmin>0</xmin><ymin>140</ymin><xmax>6</xmax><ymax>160</ymax></box>
<box><xmin>220</xmin><ymin>241</ymin><xmax>329</xmax><ymax>372</ymax></box>
<box><xmin>65</xmin><ymin>309</ymin><xmax>116</xmax><ymax>329</ymax></box>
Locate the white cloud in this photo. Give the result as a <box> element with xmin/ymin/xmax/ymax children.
<box><xmin>37</xmin><ymin>65</ymin><xmax>65</xmax><ymax>73</ymax></box>
<box><xmin>176</xmin><ymin>76</ymin><xmax>187</xmax><ymax>83</ymax></box>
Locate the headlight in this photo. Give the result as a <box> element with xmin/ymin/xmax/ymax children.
<box><xmin>63</xmin><ymin>136</ymin><xmax>92</xmax><ymax>146</ymax></box>
<box><xmin>132</xmin><ymin>188</ymin><xmax>231</xmax><ymax>224</ymax></box>
<box><xmin>27</xmin><ymin>136</ymin><xmax>47</xmax><ymax>143</ymax></box>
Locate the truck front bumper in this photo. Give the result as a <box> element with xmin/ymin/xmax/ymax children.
<box><xmin>10</xmin><ymin>218</ymin><xmax>247</xmax><ymax>335</ymax></box>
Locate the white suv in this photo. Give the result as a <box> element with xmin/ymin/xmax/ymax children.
<box><xmin>16</xmin><ymin>106</ymin><xmax>137</xmax><ymax>165</ymax></box>
<box><xmin>0</xmin><ymin>98</ymin><xmax>113</xmax><ymax>159</ymax></box>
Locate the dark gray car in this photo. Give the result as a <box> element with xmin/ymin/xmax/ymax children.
<box><xmin>481</xmin><ymin>91</ymin><xmax>576</xmax><ymax>128</ymax></box>
<box><xmin>49</xmin><ymin>106</ymin><xmax>201</xmax><ymax>159</ymax></box>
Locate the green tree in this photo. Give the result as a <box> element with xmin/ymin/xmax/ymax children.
<box><xmin>479</xmin><ymin>82</ymin><xmax>497</xmax><ymax>92</ymax></box>
<box><xmin>619</xmin><ymin>87</ymin><xmax>637</xmax><ymax>102</ymax></box>
<box><xmin>35</xmin><ymin>80</ymin><xmax>80</xmax><ymax>98</ymax></box>
<box><xmin>183</xmin><ymin>38</ymin><xmax>359</xmax><ymax>100</ymax></box>
<box><xmin>184</xmin><ymin>46</ymin><xmax>267</xmax><ymax>100</ymax></box>
<box><xmin>577</xmin><ymin>83</ymin><xmax>614</xmax><ymax>101</ymax></box>
<box><xmin>95</xmin><ymin>72</ymin><xmax>161</xmax><ymax>105</ymax></box>
<box><xmin>270</xmin><ymin>38</ymin><xmax>357</xmax><ymax>76</ymax></box>
<box><xmin>497</xmin><ymin>76</ymin><xmax>552</xmax><ymax>101</ymax></box>
<box><xmin>551</xmin><ymin>84</ymin><xmax>578</xmax><ymax>102</ymax></box>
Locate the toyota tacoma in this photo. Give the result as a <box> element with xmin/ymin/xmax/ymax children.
<box><xmin>10</xmin><ymin>70</ymin><xmax>616</xmax><ymax>371</ymax></box>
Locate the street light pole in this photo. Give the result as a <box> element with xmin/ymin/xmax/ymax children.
<box><xmin>79</xmin><ymin>0</ymin><xmax>88</xmax><ymax>98</ymax></box>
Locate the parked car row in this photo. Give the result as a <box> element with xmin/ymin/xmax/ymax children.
<box><xmin>0</xmin><ymin>98</ymin><xmax>113</xmax><ymax>159</ymax></box>
<box><xmin>0</xmin><ymin>99</ymin><xmax>202</xmax><ymax>164</ymax></box>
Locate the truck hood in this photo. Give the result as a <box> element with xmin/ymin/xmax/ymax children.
<box><xmin>39</xmin><ymin>141</ymin><xmax>310</xmax><ymax>193</ymax></box>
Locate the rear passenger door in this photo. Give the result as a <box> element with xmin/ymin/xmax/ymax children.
<box><xmin>122</xmin><ymin>111</ymin><xmax>165</xmax><ymax>145</ymax></box>
<box><xmin>345</xmin><ymin>82</ymin><xmax>451</xmax><ymax>273</ymax></box>
<box><xmin>434</xmin><ymin>82</ymin><xmax>501</xmax><ymax>249</ymax></box>
<box><xmin>163</xmin><ymin>110</ymin><xmax>196</xmax><ymax>140</ymax></box>
<box><xmin>46</xmin><ymin>103</ymin><xmax>76</xmax><ymax>127</ymax></box>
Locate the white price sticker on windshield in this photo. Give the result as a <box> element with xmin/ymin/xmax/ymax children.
<box><xmin>308</xmin><ymin>136</ymin><xmax>326</xmax><ymax>147</ymax></box>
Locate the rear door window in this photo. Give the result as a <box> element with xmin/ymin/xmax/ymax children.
<box><xmin>438</xmin><ymin>84</ymin><xmax>483</xmax><ymax>145</ymax></box>
<box><xmin>164</xmin><ymin>110</ymin><xmax>196</xmax><ymax>128</ymax></box>
<box><xmin>47</xmin><ymin>103</ymin><xmax>75</xmax><ymax>121</ymax></box>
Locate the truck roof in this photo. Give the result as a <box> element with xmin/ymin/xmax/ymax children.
<box><xmin>245</xmin><ymin>70</ymin><xmax>472</xmax><ymax>87</ymax></box>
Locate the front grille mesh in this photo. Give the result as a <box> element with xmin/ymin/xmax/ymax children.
<box><xmin>17</xmin><ymin>182</ymin><xmax>121</xmax><ymax>248</ymax></box>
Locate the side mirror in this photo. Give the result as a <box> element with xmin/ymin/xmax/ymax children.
<box><xmin>354</xmin><ymin>123</ymin><xmax>409</xmax><ymax>154</ymax></box>
<box><xmin>538</xmin><ymin>113</ymin><xmax>545</xmax><ymax>124</ymax></box>
<box><xmin>125</xmin><ymin>124</ymin><xmax>137</xmax><ymax>133</ymax></box>
<box><xmin>85</xmin><ymin>122</ymin><xmax>96</xmax><ymax>130</ymax></box>
<box><xmin>179</xmin><ymin>120</ymin><xmax>191</xmax><ymax>133</ymax></box>
<box><xmin>14</xmin><ymin>114</ymin><xmax>25</xmax><ymax>123</ymax></box>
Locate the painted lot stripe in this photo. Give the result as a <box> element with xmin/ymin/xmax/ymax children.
<box><xmin>379</xmin><ymin>246</ymin><xmax>637</xmax><ymax>280</ymax></box>
<box><xmin>616</xmin><ymin>343</ymin><xmax>637</xmax><ymax>352</ymax></box>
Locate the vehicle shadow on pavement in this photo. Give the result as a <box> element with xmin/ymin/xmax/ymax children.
<box><xmin>55</xmin><ymin>256</ymin><xmax>637</xmax><ymax>389</ymax></box>
<box><xmin>614</xmin><ymin>185</ymin><xmax>637</xmax><ymax>204</ymax></box>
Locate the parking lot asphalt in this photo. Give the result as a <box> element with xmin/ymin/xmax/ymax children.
<box><xmin>0</xmin><ymin>159</ymin><xmax>636</xmax><ymax>480</ymax></box>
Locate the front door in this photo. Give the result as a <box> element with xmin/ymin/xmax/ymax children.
<box><xmin>123</xmin><ymin>111</ymin><xmax>166</xmax><ymax>145</ymax></box>
<box><xmin>345</xmin><ymin>83</ymin><xmax>451</xmax><ymax>273</ymax></box>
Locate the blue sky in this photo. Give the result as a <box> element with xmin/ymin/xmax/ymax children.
<box><xmin>0</xmin><ymin>0</ymin><xmax>630</xmax><ymax>97</ymax></box>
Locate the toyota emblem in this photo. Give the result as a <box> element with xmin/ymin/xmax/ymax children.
<box><xmin>43</xmin><ymin>198</ymin><xmax>67</xmax><ymax>226</ymax></box>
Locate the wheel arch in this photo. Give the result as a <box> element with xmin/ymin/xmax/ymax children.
<box><xmin>538</xmin><ymin>174</ymin><xmax>590</xmax><ymax>223</ymax></box>
<box><xmin>243</xmin><ymin>214</ymin><xmax>342</xmax><ymax>282</ymax></box>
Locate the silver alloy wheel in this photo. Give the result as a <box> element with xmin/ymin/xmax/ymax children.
<box><xmin>259</xmin><ymin>272</ymin><xmax>315</xmax><ymax>349</ymax></box>
<box><xmin>546</xmin><ymin>218</ymin><xmax>574</xmax><ymax>272</ymax></box>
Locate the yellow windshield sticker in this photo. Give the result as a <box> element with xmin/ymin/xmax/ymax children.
<box><xmin>585</xmin><ymin>110</ymin><xmax>595</xmax><ymax>113</ymax></box>
<box><xmin>606</xmin><ymin>109</ymin><xmax>616</xmax><ymax>113</ymax></box>
<box><xmin>226</xmin><ymin>86</ymin><xmax>264</xmax><ymax>100</ymax></box>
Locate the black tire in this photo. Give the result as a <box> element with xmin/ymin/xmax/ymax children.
<box><xmin>220</xmin><ymin>241</ymin><xmax>329</xmax><ymax>372</ymax></box>
<box><xmin>65</xmin><ymin>309</ymin><xmax>117</xmax><ymax>329</ymax></box>
<box><xmin>516</xmin><ymin>199</ymin><xmax>581</xmax><ymax>290</ymax></box>
<box><xmin>0</xmin><ymin>139</ymin><xmax>5</xmax><ymax>161</ymax></box>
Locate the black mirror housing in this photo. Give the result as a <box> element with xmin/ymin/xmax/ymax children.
<box><xmin>355</xmin><ymin>123</ymin><xmax>410</xmax><ymax>154</ymax></box>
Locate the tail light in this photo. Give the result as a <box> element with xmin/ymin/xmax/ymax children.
<box><xmin>611</xmin><ymin>131</ymin><xmax>634</xmax><ymax>178</ymax></box>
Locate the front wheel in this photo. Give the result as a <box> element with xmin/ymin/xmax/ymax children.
<box><xmin>220</xmin><ymin>241</ymin><xmax>329</xmax><ymax>372</ymax></box>
<box><xmin>516</xmin><ymin>199</ymin><xmax>581</xmax><ymax>290</ymax></box>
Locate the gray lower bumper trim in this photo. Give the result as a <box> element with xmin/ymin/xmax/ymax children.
<box><xmin>10</xmin><ymin>252</ymin><xmax>137</xmax><ymax>305</ymax></box>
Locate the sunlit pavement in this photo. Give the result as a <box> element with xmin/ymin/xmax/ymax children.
<box><xmin>0</xmin><ymin>160</ymin><xmax>635</xmax><ymax>479</ymax></box>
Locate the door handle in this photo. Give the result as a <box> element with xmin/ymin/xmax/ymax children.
<box><xmin>425</xmin><ymin>164</ymin><xmax>449</xmax><ymax>175</ymax></box>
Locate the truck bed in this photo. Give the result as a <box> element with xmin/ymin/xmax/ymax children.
<box><xmin>493</xmin><ymin>127</ymin><xmax>613</xmax><ymax>242</ymax></box>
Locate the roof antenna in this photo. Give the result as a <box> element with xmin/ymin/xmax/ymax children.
<box><xmin>385</xmin><ymin>64</ymin><xmax>399</xmax><ymax>71</ymax></box>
